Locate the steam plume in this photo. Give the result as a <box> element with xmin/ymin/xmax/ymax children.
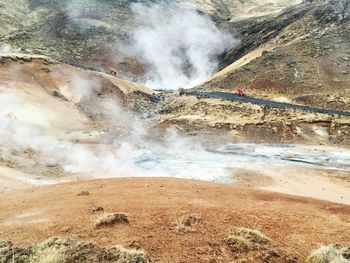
<box><xmin>122</xmin><ymin>1</ymin><xmax>237</xmax><ymax>90</ymax></box>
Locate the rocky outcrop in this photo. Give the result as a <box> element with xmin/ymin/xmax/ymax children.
<box><xmin>314</xmin><ymin>0</ymin><xmax>350</xmax><ymax>22</ymax></box>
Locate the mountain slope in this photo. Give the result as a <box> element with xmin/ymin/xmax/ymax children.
<box><xmin>0</xmin><ymin>0</ymin><xmax>304</xmax><ymax>79</ymax></box>
<box><xmin>200</xmin><ymin>0</ymin><xmax>350</xmax><ymax>111</ymax></box>
<box><xmin>183</xmin><ymin>0</ymin><xmax>303</xmax><ymax>20</ymax></box>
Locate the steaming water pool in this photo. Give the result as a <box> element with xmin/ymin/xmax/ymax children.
<box><xmin>129</xmin><ymin>143</ymin><xmax>350</xmax><ymax>183</ymax></box>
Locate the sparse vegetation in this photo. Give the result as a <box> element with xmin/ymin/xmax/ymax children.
<box><xmin>226</xmin><ymin>235</ymin><xmax>253</xmax><ymax>253</ymax></box>
<box><xmin>0</xmin><ymin>237</ymin><xmax>150</xmax><ymax>263</ymax></box>
<box><xmin>306</xmin><ymin>244</ymin><xmax>350</xmax><ymax>263</ymax></box>
<box><xmin>29</xmin><ymin>246</ymin><xmax>66</xmax><ymax>263</ymax></box>
<box><xmin>235</xmin><ymin>227</ymin><xmax>271</xmax><ymax>244</ymax></box>
<box><xmin>94</xmin><ymin>212</ymin><xmax>129</xmax><ymax>228</ymax></box>
<box><xmin>111</xmin><ymin>245</ymin><xmax>149</xmax><ymax>263</ymax></box>
<box><xmin>226</xmin><ymin>227</ymin><xmax>271</xmax><ymax>253</ymax></box>
<box><xmin>171</xmin><ymin>213</ymin><xmax>201</xmax><ymax>233</ymax></box>
<box><xmin>77</xmin><ymin>191</ymin><xmax>90</xmax><ymax>196</ymax></box>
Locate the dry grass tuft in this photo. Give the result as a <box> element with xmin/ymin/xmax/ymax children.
<box><xmin>306</xmin><ymin>244</ymin><xmax>350</xmax><ymax>263</ymax></box>
<box><xmin>29</xmin><ymin>246</ymin><xmax>66</xmax><ymax>263</ymax></box>
<box><xmin>171</xmin><ymin>213</ymin><xmax>201</xmax><ymax>233</ymax></box>
<box><xmin>77</xmin><ymin>191</ymin><xmax>90</xmax><ymax>196</ymax></box>
<box><xmin>1</xmin><ymin>237</ymin><xmax>150</xmax><ymax>263</ymax></box>
<box><xmin>235</xmin><ymin>227</ymin><xmax>271</xmax><ymax>244</ymax></box>
<box><xmin>226</xmin><ymin>235</ymin><xmax>253</xmax><ymax>253</ymax></box>
<box><xmin>94</xmin><ymin>212</ymin><xmax>129</xmax><ymax>228</ymax></box>
<box><xmin>112</xmin><ymin>245</ymin><xmax>150</xmax><ymax>263</ymax></box>
<box><xmin>226</xmin><ymin>227</ymin><xmax>271</xmax><ymax>253</ymax></box>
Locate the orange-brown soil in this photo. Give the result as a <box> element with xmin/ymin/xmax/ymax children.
<box><xmin>0</xmin><ymin>178</ymin><xmax>349</xmax><ymax>262</ymax></box>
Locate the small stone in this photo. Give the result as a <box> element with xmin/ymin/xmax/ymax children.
<box><xmin>53</xmin><ymin>91</ymin><xmax>68</xmax><ymax>101</ymax></box>
<box><xmin>286</xmin><ymin>58</ymin><xmax>296</xmax><ymax>67</ymax></box>
<box><xmin>46</xmin><ymin>160</ymin><xmax>57</xmax><ymax>167</ymax></box>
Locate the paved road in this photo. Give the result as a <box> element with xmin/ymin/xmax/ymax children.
<box><xmin>183</xmin><ymin>91</ymin><xmax>350</xmax><ymax>117</ymax></box>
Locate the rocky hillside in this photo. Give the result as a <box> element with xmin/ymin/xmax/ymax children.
<box><xmin>181</xmin><ymin>0</ymin><xmax>302</xmax><ymax>20</ymax></box>
<box><xmin>0</xmin><ymin>0</ymin><xmax>139</xmax><ymax>76</ymax></box>
<box><xmin>0</xmin><ymin>0</ymin><xmax>303</xmax><ymax>79</ymax></box>
<box><xmin>201</xmin><ymin>0</ymin><xmax>350</xmax><ymax>111</ymax></box>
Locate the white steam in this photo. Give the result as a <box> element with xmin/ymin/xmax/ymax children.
<box><xmin>0</xmin><ymin>44</ymin><xmax>11</xmax><ymax>54</ymax></box>
<box><xmin>1</xmin><ymin>79</ymin><xmax>350</xmax><ymax>187</ymax></box>
<box><xmin>68</xmin><ymin>74</ymin><xmax>101</xmax><ymax>103</ymax></box>
<box><xmin>122</xmin><ymin>2</ymin><xmax>237</xmax><ymax>90</ymax></box>
<box><xmin>0</xmin><ymin>76</ymin><xmax>208</xmax><ymax>180</ymax></box>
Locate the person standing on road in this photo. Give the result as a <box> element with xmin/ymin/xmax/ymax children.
<box><xmin>237</xmin><ymin>88</ymin><xmax>242</xmax><ymax>97</ymax></box>
<box><xmin>237</xmin><ymin>88</ymin><xmax>245</xmax><ymax>97</ymax></box>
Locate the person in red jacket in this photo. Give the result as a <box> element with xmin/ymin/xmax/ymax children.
<box><xmin>236</xmin><ymin>88</ymin><xmax>245</xmax><ymax>97</ymax></box>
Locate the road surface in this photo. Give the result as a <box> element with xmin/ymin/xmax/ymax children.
<box><xmin>183</xmin><ymin>91</ymin><xmax>350</xmax><ymax>116</ymax></box>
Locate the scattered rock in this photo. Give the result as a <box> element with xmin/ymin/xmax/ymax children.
<box><xmin>110</xmin><ymin>70</ymin><xmax>117</xmax><ymax>76</ymax></box>
<box><xmin>46</xmin><ymin>160</ymin><xmax>57</xmax><ymax>167</ymax></box>
<box><xmin>286</xmin><ymin>58</ymin><xmax>296</xmax><ymax>67</ymax></box>
<box><xmin>53</xmin><ymin>90</ymin><xmax>68</xmax><ymax>101</ymax></box>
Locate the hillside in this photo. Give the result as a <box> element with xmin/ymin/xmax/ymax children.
<box><xmin>184</xmin><ymin>0</ymin><xmax>303</xmax><ymax>20</ymax></box>
<box><xmin>152</xmin><ymin>0</ymin><xmax>350</xmax><ymax>145</ymax></box>
<box><xmin>0</xmin><ymin>0</ymin><xmax>303</xmax><ymax>78</ymax></box>
<box><xmin>201</xmin><ymin>0</ymin><xmax>350</xmax><ymax>111</ymax></box>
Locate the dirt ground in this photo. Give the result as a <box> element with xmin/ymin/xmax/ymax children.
<box><xmin>232</xmin><ymin>166</ymin><xmax>350</xmax><ymax>205</ymax></box>
<box><xmin>0</xmin><ymin>178</ymin><xmax>349</xmax><ymax>263</ymax></box>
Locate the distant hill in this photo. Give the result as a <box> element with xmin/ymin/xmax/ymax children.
<box><xmin>0</xmin><ymin>0</ymin><xmax>303</xmax><ymax>78</ymax></box>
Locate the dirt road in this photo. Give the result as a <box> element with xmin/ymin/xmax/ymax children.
<box><xmin>184</xmin><ymin>91</ymin><xmax>350</xmax><ymax>116</ymax></box>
